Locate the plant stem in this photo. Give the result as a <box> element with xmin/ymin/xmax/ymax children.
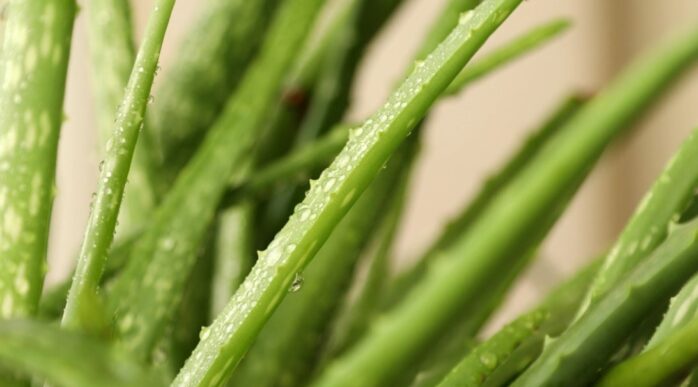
<box><xmin>445</xmin><ymin>19</ymin><xmax>570</xmax><ymax>95</ymax></box>
<box><xmin>173</xmin><ymin>1</ymin><xmax>524</xmax><ymax>385</ymax></box>
<box><xmin>577</xmin><ymin>128</ymin><xmax>698</xmax><ymax>319</ymax></box>
<box><xmin>314</xmin><ymin>23</ymin><xmax>698</xmax><ymax>387</ymax></box>
<box><xmin>61</xmin><ymin>0</ymin><xmax>177</xmax><ymax>330</ymax></box>
<box><xmin>512</xmin><ymin>218</ymin><xmax>698</xmax><ymax>387</ymax></box>
<box><xmin>0</xmin><ymin>0</ymin><xmax>76</xmax><ymax>318</ymax></box>
<box><xmin>597</xmin><ymin>315</ymin><xmax>698</xmax><ymax>387</ymax></box>
<box><xmin>108</xmin><ymin>0</ymin><xmax>327</xmax><ymax>362</ymax></box>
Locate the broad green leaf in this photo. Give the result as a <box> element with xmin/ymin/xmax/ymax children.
<box><xmin>0</xmin><ymin>320</ymin><xmax>163</xmax><ymax>387</ymax></box>
<box><xmin>0</xmin><ymin>0</ymin><xmax>76</xmax><ymax>318</ymax></box>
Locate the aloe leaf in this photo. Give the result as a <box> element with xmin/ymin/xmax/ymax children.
<box><xmin>639</xmin><ymin>250</ymin><xmax>698</xmax><ymax>384</ymax></box>
<box><xmin>0</xmin><ymin>0</ymin><xmax>76</xmax><ymax>318</ymax></box>
<box><xmin>255</xmin><ymin>0</ymin><xmax>405</xmax><ymax>244</ymax></box>
<box><xmin>107</xmin><ymin>0</ymin><xmax>327</xmax><ymax>361</ymax></box>
<box><xmin>210</xmin><ymin>202</ymin><xmax>255</xmax><ymax>317</ymax></box>
<box><xmin>146</xmin><ymin>0</ymin><xmax>280</xmax><ymax>195</ymax></box>
<box><xmin>0</xmin><ymin>320</ymin><xmax>163</xmax><ymax>387</ymax></box>
<box><xmin>577</xmin><ymin>128</ymin><xmax>698</xmax><ymax>319</ymax></box>
<box><xmin>416</xmin><ymin>0</ymin><xmax>482</xmax><ymax>60</ymax></box>
<box><xmin>173</xmin><ymin>1</ymin><xmax>524</xmax><ymax>386</ymax></box>
<box><xmin>37</xmin><ymin>232</ymin><xmax>136</xmax><ymax>320</ymax></box>
<box><xmin>647</xmin><ymin>272</ymin><xmax>698</xmax><ymax>348</ymax></box>
<box><xmin>385</xmin><ymin>96</ymin><xmax>586</xmax><ymax>386</ymax></box>
<box><xmin>236</xmin><ymin>6</ymin><xmax>562</xmax><ymax>206</ymax></box>
<box><xmin>61</xmin><ymin>0</ymin><xmax>177</xmax><ymax>330</ymax></box>
<box><xmin>321</xmin><ymin>156</ymin><xmax>415</xmax><ymax>362</ymax></box>
<box><xmin>229</xmin><ymin>136</ymin><xmax>418</xmax><ymax>387</ymax></box>
<box><xmin>314</xmin><ymin>23</ymin><xmax>698</xmax><ymax>387</ymax></box>
<box><xmin>154</xmin><ymin>236</ymin><xmax>215</xmax><ymax>376</ymax></box>
<box><xmin>444</xmin><ymin>19</ymin><xmax>570</xmax><ymax>95</ymax></box>
<box><xmin>294</xmin><ymin>0</ymin><xmax>406</xmax><ymax>145</ymax></box>
<box><xmin>512</xmin><ymin>217</ymin><xmax>698</xmax><ymax>387</ymax></box>
<box><xmin>85</xmin><ymin>0</ymin><xmax>155</xmax><ymax>233</ymax></box>
<box><xmin>597</xmin><ymin>314</ymin><xmax>698</xmax><ymax>387</ymax></box>
<box><xmin>382</xmin><ymin>95</ymin><xmax>584</xmax><ymax>310</ymax></box>
<box><xmin>85</xmin><ymin>0</ymin><xmax>134</xmax><ymax>155</ymax></box>
<box><xmin>244</xmin><ymin>126</ymin><xmax>351</xmax><ymax>196</ymax></box>
<box><xmin>435</xmin><ymin>260</ymin><xmax>600</xmax><ymax>387</ymax></box>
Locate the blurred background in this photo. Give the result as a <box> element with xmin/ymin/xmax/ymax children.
<box><xmin>52</xmin><ymin>0</ymin><xmax>698</xmax><ymax>329</ymax></box>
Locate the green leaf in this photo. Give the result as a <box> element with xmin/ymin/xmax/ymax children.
<box><xmin>435</xmin><ymin>260</ymin><xmax>600</xmax><ymax>387</ymax></box>
<box><xmin>146</xmin><ymin>0</ymin><xmax>281</xmax><ymax>195</ymax></box>
<box><xmin>61</xmin><ymin>0</ymin><xmax>177</xmax><ymax>330</ymax></box>
<box><xmin>38</xmin><ymin>232</ymin><xmax>137</xmax><ymax>319</ymax></box>
<box><xmin>597</xmin><ymin>314</ymin><xmax>698</xmax><ymax>387</ymax></box>
<box><xmin>512</xmin><ymin>218</ymin><xmax>698</xmax><ymax>386</ymax></box>
<box><xmin>647</xmin><ymin>272</ymin><xmax>698</xmax><ymax>348</ymax></box>
<box><xmin>229</xmin><ymin>137</ymin><xmax>418</xmax><ymax>387</ymax></box>
<box><xmin>242</xmin><ymin>126</ymin><xmax>351</xmax><ymax>196</ymax></box>
<box><xmin>174</xmin><ymin>0</ymin><xmax>525</xmax><ymax>385</ymax></box>
<box><xmin>0</xmin><ymin>0</ymin><xmax>76</xmax><ymax>318</ymax></box>
<box><xmin>315</xmin><ymin>20</ymin><xmax>698</xmax><ymax>387</ymax></box>
<box><xmin>85</xmin><ymin>0</ymin><xmax>154</xmax><ymax>232</ymax></box>
<box><xmin>397</xmin><ymin>95</ymin><xmax>587</xmax><ymax>387</ymax></box>
<box><xmin>0</xmin><ymin>320</ymin><xmax>163</xmax><ymax>387</ymax></box>
<box><xmin>382</xmin><ymin>95</ymin><xmax>584</xmax><ymax>310</ymax></box>
<box><xmin>210</xmin><ymin>202</ymin><xmax>255</xmax><ymax>317</ymax></box>
<box><xmin>108</xmin><ymin>0</ymin><xmax>327</xmax><ymax>361</ymax></box>
<box><xmin>578</xmin><ymin>127</ymin><xmax>698</xmax><ymax>318</ymax></box>
<box><xmin>321</xmin><ymin>154</ymin><xmax>415</xmax><ymax>362</ymax></box>
<box><xmin>445</xmin><ymin>19</ymin><xmax>570</xmax><ymax>95</ymax></box>
<box><xmin>254</xmin><ymin>0</ymin><xmax>406</xmax><ymax>245</ymax></box>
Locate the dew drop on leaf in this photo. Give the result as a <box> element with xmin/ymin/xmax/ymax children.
<box><xmin>479</xmin><ymin>352</ymin><xmax>498</xmax><ymax>370</ymax></box>
<box><xmin>289</xmin><ymin>273</ymin><xmax>304</xmax><ymax>293</ymax></box>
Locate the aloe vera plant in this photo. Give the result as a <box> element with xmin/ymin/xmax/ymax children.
<box><xmin>2</xmin><ymin>0</ymin><xmax>698</xmax><ymax>386</ymax></box>
<box><xmin>61</xmin><ymin>0</ymin><xmax>177</xmax><ymax>330</ymax></box>
<box><xmin>0</xmin><ymin>0</ymin><xmax>76</xmax><ymax>318</ymax></box>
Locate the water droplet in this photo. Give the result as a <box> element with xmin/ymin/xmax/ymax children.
<box><xmin>289</xmin><ymin>273</ymin><xmax>304</xmax><ymax>293</ymax></box>
<box><xmin>479</xmin><ymin>352</ymin><xmax>498</xmax><ymax>370</ymax></box>
<box><xmin>98</xmin><ymin>160</ymin><xmax>105</xmax><ymax>172</ymax></box>
<box><xmin>199</xmin><ymin>326</ymin><xmax>210</xmax><ymax>340</ymax></box>
<box><xmin>148</xmin><ymin>95</ymin><xmax>155</xmax><ymax>104</ymax></box>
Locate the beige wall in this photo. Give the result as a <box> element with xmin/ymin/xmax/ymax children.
<box><xmin>51</xmin><ymin>0</ymin><xmax>698</xmax><ymax>328</ymax></box>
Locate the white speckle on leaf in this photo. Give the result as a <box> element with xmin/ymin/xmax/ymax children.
<box><xmin>3</xmin><ymin>206</ymin><xmax>22</xmax><ymax>241</ymax></box>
